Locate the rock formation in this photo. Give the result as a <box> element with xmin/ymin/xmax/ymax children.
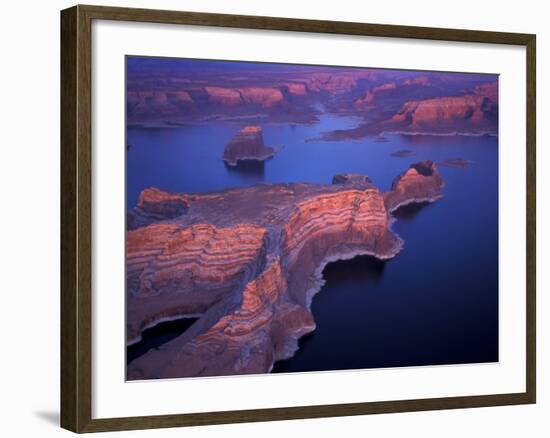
<box><xmin>320</xmin><ymin>80</ymin><xmax>499</xmax><ymax>140</ymax></box>
<box><xmin>126</xmin><ymin>161</ymin><xmax>445</xmax><ymax>380</ymax></box>
<box><xmin>403</xmin><ymin>76</ymin><xmax>430</xmax><ymax>87</ymax></box>
<box><xmin>222</xmin><ymin>126</ymin><xmax>278</xmax><ymax>166</ymax></box>
<box><xmin>391</xmin><ymin>94</ymin><xmax>496</xmax><ymax>130</ymax></box>
<box><xmin>127</xmin><ymin>91</ymin><xmax>195</xmax><ymax>119</ymax></box>
<box><xmin>204</xmin><ymin>87</ymin><xmax>285</xmax><ymax>107</ymax></box>
<box><xmin>384</xmin><ymin>160</ymin><xmax>444</xmax><ymax>212</ymax></box>
<box><xmin>283</xmin><ymin>82</ymin><xmax>308</xmax><ymax>96</ymax></box>
<box><xmin>354</xmin><ymin>82</ymin><xmax>397</xmax><ymax>108</ymax></box>
<box><xmin>126</xmin><ymin>58</ymin><xmax>498</xmax><ymax>133</ymax></box>
<box><xmin>332</xmin><ymin>173</ymin><xmax>373</xmax><ymax>186</ymax></box>
<box><xmin>388</xmin><ymin>80</ymin><xmax>498</xmax><ymax>134</ymax></box>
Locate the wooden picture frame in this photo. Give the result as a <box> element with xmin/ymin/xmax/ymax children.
<box><xmin>61</xmin><ymin>4</ymin><xmax>536</xmax><ymax>433</ymax></box>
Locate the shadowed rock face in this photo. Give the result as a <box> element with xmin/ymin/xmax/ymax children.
<box><xmin>205</xmin><ymin>87</ymin><xmax>284</xmax><ymax>107</ymax></box>
<box><xmin>127</xmin><ymin>188</ymin><xmax>189</xmax><ymax>230</ymax></box>
<box><xmin>384</xmin><ymin>160</ymin><xmax>444</xmax><ymax>212</ymax></box>
<box><xmin>126</xmin><ymin>162</ymin><xmax>444</xmax><ymax>380</ymax></box>
<box><xmin>320</xmin><ymin>79</ymin><xmax>498</xmax><ymax>141</ymax></box>
<box><xmin>126</xmin><ymin>63</ymin><xmax>382</xmax><ymax>126</ymax></box>
<box><xmin>222</xmin><ymin>126</ymin><xmax>277</xmax><ymax>166</ymax></box>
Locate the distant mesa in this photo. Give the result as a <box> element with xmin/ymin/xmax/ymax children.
<box><xmin>205</xmin><ymin>86</ymin><xmax>284</xmax><ymax>108</ymax></box>
<box><xmin>390</xmin><ymin>149</ymin><xmax>416</xmax><ymax>157</ymax></box>
<box><xmin>391</xmin><ymin>95</ymin><xmax>495</xmax><ymax>129</ymax></box>
<box><xmin>283</xmin><ymin>82</ymin><xmax>308</xmax><ymax>96</ymax></box>
<box><xmin>127</xmin><ymin>187</ymin><xmax>189</xmax><ymax>230</ymax></box>
<box><xmin>389</xmin><ymin>82</ymin><xmax>498</xmax><ymax>134</ymax></box>
<box><xmin>439</xmin><ymin>158</ymin><xmax>472</xmax><ymax>168</ymax></box>
<box><xmin>126</xmin><ymin>161</ymin><xmax>444</xmax><ymax>379</ymax></box>
<box><xmin>320</xmin><ymin>80</ymin><xmax>499</xmax><ymax>141</ymax></box>
<box><xmin>126</xmin><ymin>68</ymin><xmax>379</xmax><ymax>126</ymax></box>
<box><xmin>403</xmin><ymin>76</ymin><xmax>430</xmax><ymax>87</ymax></box>
<box><xmin>354</xmin><ymin>82</ymin><xmax>397</xmax><ymax>109</ymax></box>
<box><xmin>126</xmin><ymin>63</ymin><xmax>499</xmax><ymax>133</ymax></box>
<box><xmin>222</xmin><ymin>126</ymin><xmax>279</xmax><ymax>166</ymax></box>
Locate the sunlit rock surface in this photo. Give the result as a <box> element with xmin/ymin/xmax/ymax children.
<box><xmin>384</xmin><ymin>160</ymin><xmax>444</xmax><ymax>212</ymax></box>
<box><xmin>126</xmin><ymin>162</ymin><xmax>445</xmax><ymax>380</ymax></box>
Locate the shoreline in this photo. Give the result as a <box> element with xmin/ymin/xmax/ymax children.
<box><xmin>269</xmin><ymin>195</ymin><xmax>438</xmax><ymax>371</ymax></box>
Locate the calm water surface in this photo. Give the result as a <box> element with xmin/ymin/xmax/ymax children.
<box><xmin>127</xmin><ymin>114</ymin><xmax>499</xmax><ymax>371</ymax></box>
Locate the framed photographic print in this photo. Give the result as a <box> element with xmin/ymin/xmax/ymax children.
<box><xmin>60</xmin><ymin>4</ymin><xmax>536</xmax><ymax>433</ymax></box>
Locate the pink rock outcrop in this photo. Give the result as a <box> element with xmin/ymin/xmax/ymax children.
<box><xmin>204</xmin><ymin>86</ymin><xmax>284</xmax><ymax>107</ymax></box>
<box><xmin>283</xmin><ymin>82</ymin><xmax>308</xmax><ymax>96</ymax></box>
<box><xmin>392</xmin><ymin>95</ymin><xmax>487</xmax><ymax>125</ymax></box>
<box><xmin>474</xmin><ymin>81</ymin><xmax>498</xmax><ymax>101</ymax></box>
<box><xmin>391</xmin><ymin>81</ymin><xmax>498</xmax><ymax>133</ymax></box>
<box><xmin>354</xmin><ymin>82</ymin><xmax>397</xmax><ymax>108</ymax></box>
<box><xmin>127</xmin><ymin>91</ymin><xmax>195</xmax><ymax>118</ymax></box>
<box><xmin>126</xmin><ymin>162</ymin><xmax>444</xmax><ymax>380</ymax></box>
<box><xmin>384</xmin><ymin>160</ymin><xmax>444</xmax><ymax>212</ymax></box>
<box><xmin>239</xmin><ymin>87</ymin><xmax>284</xmax><ymax>107</ymax></box>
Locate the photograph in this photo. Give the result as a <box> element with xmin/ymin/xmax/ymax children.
<box><xmin>125</xmin><ymin>56</ymin><xmax>499</xmax><ymax>381</ymax></box>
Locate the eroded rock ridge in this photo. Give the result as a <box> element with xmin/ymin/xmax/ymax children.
<box><xmin>126</xmin><ymin>161</ymin><xmax>444</xmax><ymax>379</ymax></box>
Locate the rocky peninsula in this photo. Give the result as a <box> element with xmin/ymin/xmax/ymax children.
<box><xmin>126</xmin><ymin>161</ymin><xmax>445</xmax><ymax>380</ymax></box>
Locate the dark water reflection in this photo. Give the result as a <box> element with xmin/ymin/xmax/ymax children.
<box><xmin>392</xmin><ymin>201</ymin><xmax>432</xmax><ymax>222</ymax></box>
<box><xmin>224</xmin><ymin>160</ymin><xmax>266</xmax><ymax>179</ymax></box>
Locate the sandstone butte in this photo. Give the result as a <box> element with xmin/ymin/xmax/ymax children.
<box><xmin>222</xmin><ymin>125</ymin><xmax>278</xmax><ymax>166</ymax></box>
<box><xmin>126</xmin><ymin>160</ymin><xmax>444</xmax><ymax>380</ymax></box>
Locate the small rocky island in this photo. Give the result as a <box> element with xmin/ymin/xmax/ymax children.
<box><xmin>222</xmin><ymin>125</ymin><xmax>278</xmax><ymax>166</ymax></box>
<box><xmin>126</xmin><ymin>161</ymin><xmax>444</xmax><ymax>380</ymax></box>
<box><xmin>439</xmin><ymin>158</ymin><xmax>472</xmax><ymax>168</ymax></box>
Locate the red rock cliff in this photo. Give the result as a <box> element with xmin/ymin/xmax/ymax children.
<box><xmin>391</xmin><ymin>81</ymin><xmax>498</xmax><ymax>133</ymax></box>
<box><xmin>126</xmin><ymin>162</ymin><xmax>444</xmax><ymax>379</ymax></box>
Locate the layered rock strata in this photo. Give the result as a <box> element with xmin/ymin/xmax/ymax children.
<box><xmin>222</xmin><ymin>126</ymin><xmax>278</xmax><ymax>166</ymax></box>
<box><xmin>384</xmin><ymin>160</ymin><xmax>444</xmax><ymax>212</ymax></box>
<box><xmin>321</xmin><ymin>80</ymin><xmax>498</xmax><ymax>140</ymax></box>
<box><xmin>127</xmin><ymin>162</ymin><xmax>444</xmax><ymax>379</ymax></box>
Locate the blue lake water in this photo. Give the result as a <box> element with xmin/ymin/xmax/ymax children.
<box><xmin>127</xmin><ymin>114</ymin><xmax>499</xmax><ymax>371</ymax></box>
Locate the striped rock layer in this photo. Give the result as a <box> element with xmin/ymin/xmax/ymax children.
<box><xmin>126</xmin><ymin>161</ymin><xmax>444</xmax><ymax>380</ymax></box>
